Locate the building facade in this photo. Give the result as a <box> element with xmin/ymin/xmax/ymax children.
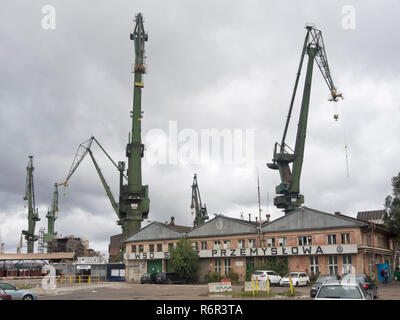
<box><xmin>123</xmin><ymin>207</ymin><xmax>399</xmax><ymax>282</ymax></box>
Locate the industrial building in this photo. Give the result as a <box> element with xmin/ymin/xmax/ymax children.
<box><xmin>124</xmin><ymin>207</ymin><xmax>399</xmax><ymax>282</ymax></box>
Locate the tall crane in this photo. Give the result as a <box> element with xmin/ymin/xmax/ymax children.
<box><xmin>22</xmin><ymin>156</ymin><xmax>40</xmax><ymax>253</ymax></box>
<box><xmin>191</xmin><ymin>174</ymin><xmax>209</xmax><ymax>227</ymax></box>
<box><xmin>60</xmin><ymin>13</ymin><xmax>150</xmax><ymax>239</ymax></box>
<box><xmin>267</xmin><ymin>26</ymin><xmax>343</xmax><ymax>214</ymax></box>
<box><xmin>44</xmin><ymin>183</ymin><xmax>59</xmax><ymax>251</ymax></box>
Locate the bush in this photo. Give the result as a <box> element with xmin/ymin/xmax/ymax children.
<box><xmin>225</xmin><ymin>270</ymin><xmax>240</xmax><ymax>283</ymax></box>
<box><xmin>205</xmin><ymin>272</ymin><xmax>221</xmax><ymax>283</ymax></box>
<box><xmin>169</xmin><ymin>237</ymin><xmax>199</xmax><ymax>283</ymax></box>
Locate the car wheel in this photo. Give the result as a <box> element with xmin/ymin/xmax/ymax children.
<box><xmin>22</xmin><ymin>294</ymin><xmax>33</xmax><ymax>300</ymax></box>
<box><xmin>374</xmin><ymin>288</ymin><xmax>379</xmax><ymax>299</ymax></box>
<box><xmin>295</xmin><ymin>282</ymin><xmax>299</xmax><ymax>287</ymax></box>
<box><xmin>306</xmin><ymin>281</ymin><xmax>309</xmax><ymax>286</ymax></box>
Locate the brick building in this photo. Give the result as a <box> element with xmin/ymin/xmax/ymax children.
<box><xmin>123</xmin><ymin>207</ymin><xmax>399</xmax><ymax>282</ymax></box>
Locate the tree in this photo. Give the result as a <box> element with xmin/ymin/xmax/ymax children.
<box><xmin>383</xmin><ymin>172</ymin><xmax>400</xmax><ymax>240</ymax></box>
<box><xmin>169</xmin><ymin>237</ymin><xmax>199</xmax><ymax>283</ymax></box>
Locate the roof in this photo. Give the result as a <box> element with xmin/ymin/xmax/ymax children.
<box><xmin>261</xmin><ymin>206</ymin><xmax>367</xmax><ymax>233</ymax></box>
<box><xmin>187</xmin><ymin>214</ymin><xmax>258</xmax><ymax>238</ymax></box>
<box><xmin>0</xmin><ymin>253</ymin><xmax>75</xmax><ymax>261</ymax></box>
<box><xmin>357</xmin><ymin>210</ymin><xmax>386</xmax><ymax>222</ymax></box>
<box><xmin>123</xmin><ymin>222</ymin><xmax>192</xmax><ymax>243</ymax></box>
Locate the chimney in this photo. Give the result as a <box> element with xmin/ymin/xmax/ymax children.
<box><xmin>170</xmin><ymin>216</ymin><xmax>175</xmax><ymax>226</ymax></box>
<box><xmin>248</xmin><ymin>214</ymin><xmax>251</xmax><ymax>222</ymax></box>
<box><xmin>255</xmin><ymin>217</ymin><xmax>258</xmax><ymax>224</ymax></box>
<box><xmin>266</xmin><ymin>214</ymin><xmax>270</xmax><ymax>224</ymax></box>
<box><xmin>334</xmin><ymin>212</ymin><xmax>341</xmax><ymax>216</ymax></box>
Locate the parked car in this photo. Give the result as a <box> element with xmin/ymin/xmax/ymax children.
<box><xmin>314</xmin><ymin>280</ymin><xmax>372</xmax><ymax>300</ymax></box>
<box><xmin>251</xmin><ymin>270</ymin><xmax>281</xmax><ymax>285</ymax></box>
<box><xmin>280</xmin><ymin>272</ymin><xmax>310</xmax><ymax>287</ymax></box>
<box><xmin>341</xmin><ymin>274</ymin><xmax>378</xmax><ymax>299</ymax></box>
<box><xmin>140</xmin><ymin>273</ymin><xmax>156</xmax><ymax>284</ymax></box>
<box><xmin>0</xmin><ymin>288</ymin><xmax>12</xmax><ymax>300</ymax></box>
<box><xmin>0</xmin><ymin>282</ymin><xmax>37</xmax><ymax>300</ymax></box>
<box><xmin>310</xmin><ymin>274</ymin><xmax>341</xmax><ymax>297</ymax></box>
<box><xmin>154</xmin><ymin>272</ymin><xmax>185</xmax><ymax>284</ymax></box>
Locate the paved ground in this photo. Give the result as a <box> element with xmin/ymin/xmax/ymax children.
<box><xmin>4</xmin><ymin>279</ymin><xmax>400</xmax><ymax>300</ymax></box>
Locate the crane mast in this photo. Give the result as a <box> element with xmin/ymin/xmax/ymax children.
<box><xmin>267</xmin><ymin>26</ymin><xmax>342</xmax><ymax>214</ymax></box>
<box><xmin>22</xmin><ymin>156</ymin><xmax>40</xmax><ymax>253</ymax></box>
<box><xmin>191</xmin><ymin>174</ymin><xmax>209</xmax><ymax>227</ymax></box>
<box><xmin>44</xmin><ymin>183</ymin><xmax>59</xmax><ymax>251</ymax></box>
<box><xmin>118</xmin><ymin>12</ymin><xmax>150</xmax><ymax>237</ymax></box>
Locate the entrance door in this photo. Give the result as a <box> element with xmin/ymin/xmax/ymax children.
<box><xmin>147</xmin><ymin>260</ymin><xmax>162</xmax><ymax>274</ymax></box>
<box><xmin>246</xmin><ymin>258</ymin><xmax>254</xmax><ymax>281</ymax></box>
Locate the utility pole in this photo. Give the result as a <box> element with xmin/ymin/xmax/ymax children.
<box><xmin>22</xmin><ymin>156</ymin><xmax>40</xmax><ymax>253</ymax></box>
<box><xmin>118</xmin><ymin>13</ymin><xmax>150</xmax><ymax>238</ymax></box>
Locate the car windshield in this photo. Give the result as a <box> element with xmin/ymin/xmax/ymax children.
<box><xmin>253</xmin><ymin>271</ymin><xmax>264</xmax><ymax>275</ymax></box>
<box><xmin>317</xmin><ymin>285</ymin><xmax>362</xmax><ymax>299</ymax></box>
<box><xmin>284</xmin><ymin>273</ymin><xmax>298</xmax><ymax>278</ymax></box>
<box><xmin>316</xmin><ymin>275</ymin><xmax>337</xmax><ymax>283</ymax></box>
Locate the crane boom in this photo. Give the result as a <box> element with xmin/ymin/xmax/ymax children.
<box><xmin>191</xmin><ymin>174</ymin><xmax>209</xmax><ymax>227</ymax></box>
<box><xmin>267</xmin><ymin>26</ymin><xmax>342</xmax><ymax>214</ymax></box>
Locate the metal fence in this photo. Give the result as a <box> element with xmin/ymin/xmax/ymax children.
<box><xmin>56</xmin><ymin>275</ymin><xmax>101</xmax><ymax>284</ymax></box>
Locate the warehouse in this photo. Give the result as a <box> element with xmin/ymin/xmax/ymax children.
<box><xmin>123</xmin><ymin>207</ymin><xmax>399</xmax><ymax>282</ymax></box>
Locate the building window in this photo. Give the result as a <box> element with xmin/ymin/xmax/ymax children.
<box><xmin>267</xmin><ymin>238</ymin><xmax>275</xmax><ymax>247</ymax></box>
<box><xmin>298</xmin><ymin>236</ymin><xmax>312</xmax><ymax>246</ymax></box>
<box><xmin>214</xmin><ymin>240</ymin><xmax>221</xmax><ymax>250</ymax></box>
<box><xmin>224</xmin><ymin>258</ymin><xmax>232</xmax><ymax>275</ymax></box>
<box><xmin>157</xmin><ymin>244</ymin><xmax>162</xmax><ymax>252</ymax></box>
<box><xmin>367</xmin><ymin>234</ymin><xmax>372</xmax><ymax>246</ymax></box>
<box><xmin>342</xmin><ymin>255</ymin><xmax>352</xmax><ymax>274</ymax></box>
<box><xmin>131</xmin><ymin>245</ymin><xmax>136</xmax><ymax>253</ymax></box>
<box><xmin>149</xmin><ymin>244</ymin><xmax>154</xmax><ymax>252</ymax></box>
<box><xmin>139</xmin><ymin>245</ymin><xmax>144</xmax><ymax>253</ymax></box>
<box><xmin>378</xmin><ymin>237</ymin><xmax>385</xmax><ymax>248</ymax></box>
<box><xmin>191</xmin><ymin>242</ymin><xmax>198</xmax><ymax>250</ymax></box>
<box><xmin>310</xmin><ymin>256</ymin><xmax>319</xmax><ymax>275</ymax></box>
<box><xmin>368</xmin><ymin>256</ymin><xmax>373</xmax><ymax>275</ymax></box>
<box><xmin>341</xmin><ymin>233</ymin><xmax>350</xmax><ymax>244</ymax></box>
<box><xmin>278</xmin><ymin>237</ymin><xmax>286</xmax><ymax>247</ymax></box>
<box><xmin>201</xmin><ymin>242</ymin><xmax>207</xmax><ymax>250</ymax></box>
<box><xmin>214</xmin><ymin>259</ymin><xmax>221</xmax><ymax>274</ymax></box>
<box><xmin>223</xmin><ymin>240</ymin><xmax>230</xmax><ymax>249</ymax></box>
<box><xmin>238</xmin><ymin>239</ymin><xmax>245</xmax><ymax>249</ymax></box>
<box><xmin>327</xmin><ymin>234</ymin><xmax>337</xmax><ymax>245</ymax></box>
<box><xmin>248</xmin><ymin>239</ymin><xmax>256</xmax><ymax>248</ymax></box>
<box><xmin>168</xmin><ymin>243</ymin><xmax>174</xmax><ymax>251</ymax></box>
<box><xmin>328</xmin><ymin>255</ymin><xmax>338</xmax><ymax>275</ymax></box>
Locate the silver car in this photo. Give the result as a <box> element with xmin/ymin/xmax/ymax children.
<box><xmin>314</xmin><ymin>280</ymin><xmax>372</xmax><ymax>300</ymax></box>
<box><xmin>0</xmin><ymin>282</ymin><xmax>37</xmax><ymax>300</ymax></box>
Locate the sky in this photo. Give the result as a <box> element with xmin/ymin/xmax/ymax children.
<box><xmin>0</xmin><ymin>1</ymin><xmax>399</xmax><ymax>256</ymax></box>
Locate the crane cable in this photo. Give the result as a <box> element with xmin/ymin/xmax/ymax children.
<box><xmin>341</xmin><ymin>105</ymin><xmax>350</xmax><ymax>178</ymax></box>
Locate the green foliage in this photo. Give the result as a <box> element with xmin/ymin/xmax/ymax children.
<box><xmin>256</xmin><ymin>256</ymin><xmax>289</xmax><ymax>277</ymax></box>
<box><xmin>169</xmin><ymin>237</ymin><xmax>199</xmax><ymax>283</ymax></box>
<box><xmin>384</xmin><ymin>172</ymin><xmax>400</xmax><ymax>240</ymax></box>
<box><xmin>221</xmin><ymin>270</ymin><xmax>240</xmax><ymax>284</ymax></box>
<box><xmin>205</xmin><ymin>272</ymin><xmax>221</xmax><ymax>283</ymax></box>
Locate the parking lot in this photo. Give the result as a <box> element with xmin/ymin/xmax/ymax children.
<box><xmin>10</xmin><ymin>280</ymin><xmax>398</xmax><ymax>300</ymax></box>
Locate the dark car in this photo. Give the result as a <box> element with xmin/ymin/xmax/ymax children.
<box><xmin>310</xmin><ymin>274</ymin><xmax>341</xmax><ymax>297</ymax></box>
<box><xmin>341</xmin><ymin>274</ymin><xmax>378</xmax><ymax>299</ymax></box>
<box><xmin>154</xmin><ymin>272</ymin><xmax>185</xmax><ymax>284</ymax></box>
<box><xmin>140</xmin><ymin>273</ymin><xmax>156</xmax><ymax>284</ymax></box>
<box><xmin>0</xmin><ymin>288</ymin><xmax>12</xmax><ymax>300</ymax></box>
<box><xmin>314</xmin><ymin>280</ymin><xmax>372</xmax><ymax>300</ymax></box>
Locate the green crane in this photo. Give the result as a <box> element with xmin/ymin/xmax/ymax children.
<box><xmin>191</xmin><ymin>174</ymin><xmax>209</xmax><ymax>227</ymax></box>
<box><xmin>22</xmin><ymin>156</ymin><xmax>40</xmax><ymax>253</ymax></box>
<box><xmin>60</xmin><ymin>13</ymin><xmax>150</xmax><ymax>239</ymax></box>
<box><xmin>44</xmin><ymin>183</ymin><xmax>59</xmax><ymax>251</ymax></box>
<box><xmin>119</xmin><ymin>12</ymin><xmax>150</xmax><ymax>237</ymax></box>
<box><xmin>267</xmin><ymin>26</ymin><xmax>343</xmax><ymax>214</ymax></box>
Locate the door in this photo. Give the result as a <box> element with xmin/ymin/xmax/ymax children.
<box><xmin>246</xmin><ymin>258</ymin><xmax>254</xmax><ymax>281</ymax></box>
<box><xmin>147</xmin><ymin>260</ymin><xmax>162</xmax><ymax>274</ymax></box>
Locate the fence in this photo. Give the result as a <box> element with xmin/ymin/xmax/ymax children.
<box><xmin>56</xmin><ymin>275</ymin><xmax>101</xmax><ymax>284</ymax></box>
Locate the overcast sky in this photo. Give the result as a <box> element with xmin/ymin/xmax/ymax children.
<box><xmin>1</xmin><ymin>1</ymin><xmax>399</xmax><ymax>256</ymax></box>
